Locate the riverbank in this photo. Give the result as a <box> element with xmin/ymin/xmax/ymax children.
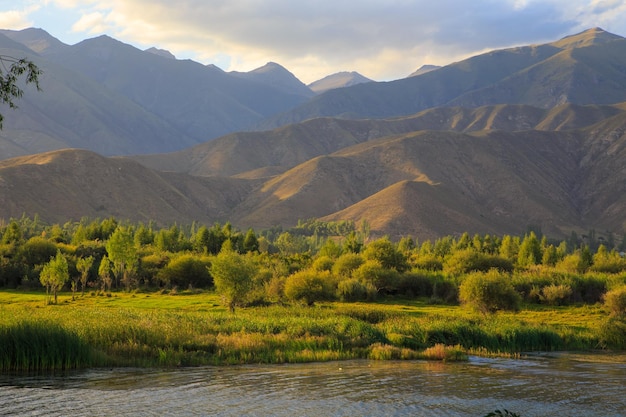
<box><xmin>0</xmin><ymin>290</ymin><xmax>622</xmax><ymax>371</ymax></box>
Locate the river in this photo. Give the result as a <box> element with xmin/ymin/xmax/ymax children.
<box><xmin>1</xmin><ymin>354</ymin><xmax>625</xmax><ymax>416</ymax></box>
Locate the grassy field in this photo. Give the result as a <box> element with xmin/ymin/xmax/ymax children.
<box><xmin>0</xmin><ymin>290</ymin><xmax>620</xmax><ymax>371</ymax></box>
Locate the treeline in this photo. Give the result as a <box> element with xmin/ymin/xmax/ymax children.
<box><xmin>1</xmin><ymin>215</ymin><xmax>625</xmax><ymax>313</ymax></box>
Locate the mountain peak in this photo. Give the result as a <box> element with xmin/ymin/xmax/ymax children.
<box><xmin>0</xmin><ymin>27</ymin><xmax>67</xmax><ymax>54</ymax></box>
<box><xmin>308</xmin><ymin>71</ymin><xmax>373</xmax><ymax>94</ymax></box>
<box><xmin>551</xmin><ymin>27</ymin><xmax>624</xmax><ymax>49</ymax></box>
<box><xmin>408</xmin><ymin>65</ymin><xmax>441</xmax><ymax>78</ymax></box>
<box><xmin>145</xmin><ymin>47</ymin><xmax>176</xmax><ymax>60</ymax></box>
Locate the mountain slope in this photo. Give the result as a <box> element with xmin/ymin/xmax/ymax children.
<box><xmin>260</xmin><ymin>28</ymin><xmax>626</xmax><ymax>129</ymax></box>
<box><xmin>0</xmin><ymin>33</ymin><xmax>197</xmax><ymax>158</ymax></box>
<box><xmin>132</xmin><ymin>103</ymin><xmax>625</xmax><ymax>177</ymax></box>
<box><xmin>0</xmin><ymin>149</ymin><xmax>257</xmax><ymax>225</ymax></box>
<box><xmin>40</xmin><ymin>35</ymin><xmax>313</xmax><ymax>142</ymax></box>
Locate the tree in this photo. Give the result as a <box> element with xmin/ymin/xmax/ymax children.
<box><xmin>210</xmin><ymin>247</ymin><xmax>258</xmax><ymax>312</ymax></box>
<box><xmin>105</xmin><ymin>227</ymin><xmax>137</xmax><ymax>290</ymax></box>
<box><xmin>242</xmin><ymin>228</ymin><xmax>259</xmax><ymax>253</ymax></box>
<box><xmin>517</xmin><ymin>232</ymin><xmax>542</xmax><ymax>267</ymax></box>
<box><xmin>39</xmin><ymin>250</ymin><xmax>69</xmax><ymax>304</ymax></box>
<box><xmin>0</xmin><ymin>56</ymin><xmax>41</xmax><ymax>128</ymax></box>
<box><xmin>98</xmin><ymin>255</ymin><xmax>112</xmax><ymax>293</ymax></box>
<box><xmin>75</xmin><ymin>256</ymin><xmax>94</xmax><ymax>297</ymax></box>
<box><xmin>362</xmin><ymin>237</ymin><xmax>408</xmax><ymax>272</ymax></box>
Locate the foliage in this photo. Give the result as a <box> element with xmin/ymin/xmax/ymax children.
<box><xmin>75</xmin><ymin>255</ymin><xmax>94</xmax><ymax>298</ymax></box>
<box><xmin>284</xmin><ymin>270</ymin><xmax>335</xmax><ymax>305</ymax></box>
<box><xmin>332</xmin><ymin>252</ymin><xmax>364</xmax><ymax>278</ymax></box>
<box><xmin>459</xmin><ymin>270</ymin><xmax>520</xmax><ymax>313</ymax></box>
<box><xmin>105</xmin><ymin>226</ymin><xmax>138</xmax><ymax>290</ymax></box>
<box><xmin>39</xmin><ymin>250</ymin><xmax>69</xmax><ymax>304</ymax></box>
<box><xmin>156</xmin><ymin>253</ymin><xmax>212</xmax><ymax>289</ymax></box>
<box><xmin>540</xmin><ymin>284</ymin><xmax>572</xmax><ymax>306</ymax></box>
<box><xmin>483</xmin><ymin>410</ymin><xmax>521</xmax><ymax>417</ymax></box>
<box><xmin>0</xmin><ymin>56</ymin><xmax>42</xmax><ymax>128</ymax></box>
<box><xmin>362</xmin><ymin>237</ymin><xmax>408</xmax><ymax>272</ymax></box>
<box><xmin>603</xmin><ymin>285</ymin><xmax>626</xmax><ymax>317</ymax></box>
<box><xmin>210</xmin><ymin>247</ymin><xmax>258</xmax><ymax>312</ymax></box>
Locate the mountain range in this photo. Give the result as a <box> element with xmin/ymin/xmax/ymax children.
<box><xmin>0</xmin><ymin>27</ymin><xmax>625</xmax><ymax>240</ymax></box>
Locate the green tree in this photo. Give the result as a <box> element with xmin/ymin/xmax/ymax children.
<box><xmin>39</xmin><ymin>250</ymin><xmax>69</xmax><ymax>304</ymax></box>
<box><xmin>362</xmin><ymin>237</ymin><xmax>408</xmax><ymax>272</ymax></box>
<box><xmin>97</xmin><ymin>255</ymin><xmax>112</xmax><ymax>293</ymax></box>
<box><xmin>0</xmin><ymin>56</ymin><xmax>41</xmax><ymax>128</ymax></box>
<box><xmin>210</xmin><ymin>247</ymin><xmax>258</xmax><ymax>312</ymax></box>
<box><xmin>75</xmin><ymin>255</ymin><xmax>94</xmax><ymax>297</ymax></box>
<box><xmin>105</xmin><ymin>226</ymin><xmax>137</xmax><ymax>290</ymax></box>
<box><xmin>517</xmin><ymin>232</ymin><xmax>542</xmax><ymax>267</ymax></box>
<box><xmin>242</xmin><ymin>228</ymin><xmax>259</xmax><ymax>253</ymax></box>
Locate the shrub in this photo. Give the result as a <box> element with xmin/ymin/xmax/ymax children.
<box><xmin>156</xmin><ymin>254</ymin><xmax>212</xmax><ymax>289</ymax></box>
<box><xmin>459</xmin><ymin>270</ymin><xmax>520</xmax><ymax>313</ymax></box>
<box><xmin>410</xmin><ymin>254</ymin><xmax>443</xmax><ymax>271</ymax></box>
<box><xmin>331</xmin><ymin>253</ymin><xmax>364</xmax><ymax>278</ymax></box>
<box><xmin>336</xmin><ymin>278</ymin><xmax>374</xmax><ymax>301</ymax></box>
<box><xmin>540</xmin><ymin>284</ymin><xmax>572</xmax><ymax>306</ymax></box>
<box><xmin>353</xmin><ymin>260</ymin><xmax>400</xmax><ymax>294</ymax></box>
<box><xmin>603</xmin><ymin>285</ymin><xmax>626</xmax><ymax>317</ymax></box>
<box><xmin>311</xmin><ymin>255</ymin><xmax>334</xmax><ymax>272</ymax></box>
<box><xmin>444</xmin><ymin>249</ymin><xmax>513</xmax><ymax>275</ymax></box>
<box><xmin>397</xmin><ymin>272</ymin><xmax>434</xmax><ymax>297</ymax></box>
<box><xmin>284</xmin><ymin>270</ymin><xmax>335</xmax><ymax>305</ymax></box>
<box><xmin>431</xmin><ymin>278</ymin><xmax>459</xmax><ymax>304</ymax></box>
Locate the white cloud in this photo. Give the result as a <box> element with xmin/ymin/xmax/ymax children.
<box><xmin>11</xmin><ymin>0</ymin><xmax>626</xmax><ymax>83</ymax></box>
<box><xmin>0</xmin><ymin>5</ymin><xmax>40</xmax><ymax>30</ymax></box>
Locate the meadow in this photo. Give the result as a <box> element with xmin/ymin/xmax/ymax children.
<box><xmin>0</xmin><ymin>289</ymin><xmax>619</xmax><ymax>372</ymax></box>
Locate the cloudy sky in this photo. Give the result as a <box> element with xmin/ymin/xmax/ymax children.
<box><xmin>1</xmin><ymin>1</ymin><xmax>626</xmax><ymax>83</ymax></box>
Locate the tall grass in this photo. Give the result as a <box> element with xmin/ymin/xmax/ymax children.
<box><xmin>0</xmin><ymin>291</ymin><xmax>620</xmax><ymax>370</ymax></box>
<box><xmin>0</xmin><ymin>321</ymin><xmax>91</xmax><ymax>372</ymax></box>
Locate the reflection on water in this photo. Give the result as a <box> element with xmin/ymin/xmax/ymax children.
<box><xmin>1</xmin><ymin>354</ymin><xmax>625</xmax><ymax>416</ymax></box>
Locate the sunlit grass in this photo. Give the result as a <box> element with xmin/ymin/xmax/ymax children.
<box><xmin>0</xmin><ymin>290</ymin><xmax>619</xmax><ymax>371</ymax></box>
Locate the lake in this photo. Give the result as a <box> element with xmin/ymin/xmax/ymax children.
<box><xmin>1</xmin><ymin>353</ymin><xmax>625</xmax><ymax>416</ymax></box>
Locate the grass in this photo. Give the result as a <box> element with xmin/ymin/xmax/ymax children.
<box><xmin>0</xmin><ymin>290</ymin><xmax>620</xmax><ymax>371</ymax></box>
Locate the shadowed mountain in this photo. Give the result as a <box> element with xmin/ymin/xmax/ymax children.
<box><xmin>408</xmin><ymin>65</ymin><xmax>441</xmax><ymax>77</ymax></box>
<box><xmin>308</xmin><ymin>72</ymin><xmax>374</xmax><ymax>94</ymax></box>
<box><xmin>230</xmin><ymin>62</ymin><xmax>314</xmax><ymax>98</ymax></box>
<box><xmin>0</xmin><ymin>33</ymin><xmax>198</xmax><ymax>159</ymax></box>
<box><xmin>260</xmin><ymin>28</ymin><xmax>626</xmax><ymax>129</ymax></box>
<box><xmin>39</xmin><ymin>35</ymin><xmax>313</xmax><ymax>142</ymax></box>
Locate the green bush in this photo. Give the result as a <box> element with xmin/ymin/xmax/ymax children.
<box><xmin>284</xmin><ymin>270</ymin><xmax>335</xmax><ymax>305</ymax></box>
<box><xmin>397</xmin><ymin>271</ymin><xmax>435</xmax><ymax>297</ymax></box>
<box><xmin>459</xmin><ymin>270</ymin><xmax>520</xmax><ymax>313</ymax></box>
<box><xmin>353</xmin><ymin>260</ymin><xmax>400</xmax><ymax>294</ymax></box>
<box><xmin>156</xmin><ymin>254</ymin><xmax>212</xmax><ymax>289</ymax></box>
<box><xmin>331</xmin><ymin>253</ymin><xmax>364</xmax><ymax>278</ymax></box>
<box><xmin>540</xmin><ymin>284</ymin><xmax>572</xmax><ymax>306</ymax></box>
<box><xmin>603</xmin><ymin>285</ymin><xmax>626</xmax><ymax>317</ymax></box>
<box><xmin>337</xmin><ymin>278</ymin><xmax>375</xmax><ymax>301</ymax></box>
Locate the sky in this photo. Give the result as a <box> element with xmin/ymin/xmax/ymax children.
<box><xmin>1</xmin><ymin>1</ymin><xmax>626</xmax><ymax>84</ymax></box>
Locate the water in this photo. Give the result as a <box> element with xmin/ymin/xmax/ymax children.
<box><xmin>1</xmin><ymin>354</ymin><xmax>625</xmax><ymax>416</ymax></box>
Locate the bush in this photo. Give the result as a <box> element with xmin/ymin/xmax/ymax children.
<box><xmin>353</xmin><ymin>260</ymin><xmax>400</xmax><ymax>294</ymax></box>
<box><xmin>336</xmin><ymin>278</ymin><xmax>375</xmax><ymax>302</ymax></box>
<box><xmin>397</xmin><ymin>272</ymin><xmax>434</xmax><ymax>297</ymax></box>
<box><xmin>311</xmin><ymin>255</ymin><xmax>334</xmax><ymax>272</ymax></box>
<box><xmin>444</xmin><ymin>249</ymin><xmax>513</xmax><ymax>275</ymax></box>
<box><xmin>603</xmin><ymin>285</ymin><xmax>626</xmax><ymax>317</ymax></box>
<box><xmin>431</xmin><ymin>278</ymin><xmax>459</xmax><ymax>304</ymax></box>
<box><xmin>284</xmin><ymin>270</ymin><xmax>335</xmax><ymax>305</ymax></box>
<box><xmin>540</xmin><ymin>284</ymin><xmax>572</xmax><ymax>306</ymax></box>
<box><xmin>331</xmin><ymin>253</ymin><xmax>364</xmax><ymax>278</ymax></box>
<box><xmin>459</xmin><ymin>270</ymin><xmax>520</xmax><ymax>313</ymax></box>
<box><xmin>156</xmin><ymin>254</ymin><xmax>212</xmax><ymax>289</ymax></box>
